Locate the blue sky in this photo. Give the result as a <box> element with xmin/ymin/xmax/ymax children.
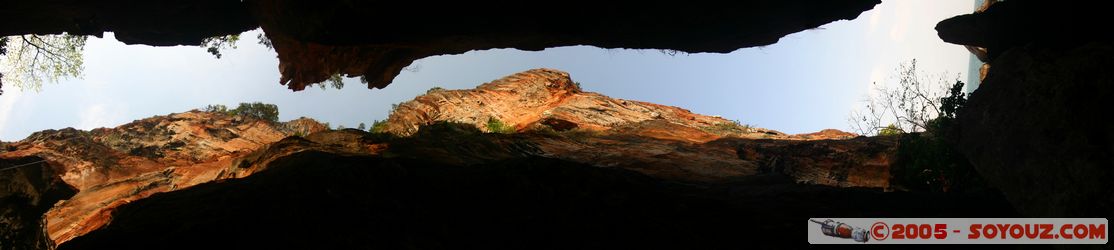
<box><xmin>0</xmin><ymin>0</ymin><xmax>975</xmax><ymax>141</ymax></box>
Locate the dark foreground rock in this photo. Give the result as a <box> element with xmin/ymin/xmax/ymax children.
<box><xmin>1</xmin><ymin>0</ymin><xmax>880</xmax><ymax>90</ymax></box>
<box><xmin>937</xmin><ymin>0</ymin><xmax>1114</xmax><ymax>227</ymax></box>
<box><xmin>0</xmin><ymin>157</ymin><xmax>76</xmax><ymax>250</ymax></box>
<box><xmin>58</xmin><ymin>144</ymin><xmax>1025</xmax><ymax>249</ymax></box>
<box><xmin>957</xmin><ymin>42</ymin><xmax>1114</xmax><ymax>219</ymax></box>
<box><xmin>935</xmin><ymin>1</ymin><xmax>1114</xmax><ymax>62</ymax></box>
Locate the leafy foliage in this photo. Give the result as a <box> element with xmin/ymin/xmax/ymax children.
<box><xmin>849</xmin><ymin>59</ymin><xmax>963</xmax><ymax>135</ymax></box>
<box><xmin>701</xmin><ymin>120</ymin><xmax>752</xmax><ymax>136</ymax></box>
<box><xmin>231</xmin><ymin>102</ymin><xmax>279</xmax><ymax>123</ymax></box>
<box><xmin>370</xmin><ymin>120</ymin><xmax>389</xmax><ymax>133</ymax></box>
<box><xmin>360</xmin><ymin>120</ymin><xmax>396</xmax><ymax>142</ymax></box>
<box><xmin>485</xmin><ymin>117</ymin><xmax>515</xmax><ymax>134</ymax></box>
<box><xmin>359</xmin><ymin>75</ymin><xmax>370</xmax><ymax>85</ymax></box>
<box><xmin>889</xmin><ymin>79</ymin><xmax>977</xmax><ymax>193</ymax></box>
<box><xmin>256</xmin><ymin>33</ymin><xmax>273</xmax><ymax>49</ymax></box>
<box><xmin>878</xmin><ymin>124</ymin><xmax>903</xmax><ymax>136</ymax></box>
<box><xmin>202</xmin><ymin>104</ymin><xmax>229</xmax><ymax>113</ymax></box>
<box><xmin>201</xmin><ymin>34</ymin><xmax>239</xmax><ymax>59</ymax></box>
<box><xmin>0</xmin><ymin>34</ymin><xmax>87</xmax><ymax>92</ymax></box>
<box><xmin>203</xmin><ymin>102</ymin><xmax>280</xmax><ymax>123</ymax></box>
<box><xmin>891</xmin><ymin>121</ymin><xmax>980</xmax><ymax>193</ymax></box>
<box><xmin>318</xmin><ymin>73</ymin><xmax>344</xmax><ymax>90</ymax></box>
<box><xmin>846</xmin><ymin>60</ymin><xmax>977</xmax><ymax>192</ymax></box>
<box><xmin>939</xmin><ymin>81</ymin><xmax>967</xmax><ymax>119</ymax></box>
<box><xmin>357</xmin><ymin>123</ymin><xmax>367</xmax><ymax>131</ymax></box>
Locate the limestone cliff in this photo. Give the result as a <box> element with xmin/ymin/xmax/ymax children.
<box><xmin>5</xmin><ymin>69</ymin><xmax>900</xmax><ymax>247</ymax></box>
<box><xmin>383</xmin><ymin>69</ymin><xmax>851</xmax><ymax>141</ymax></box>
<box><xmin>380</xmin><ymin>69</ymin><xmax>882</xmax><ymax>185</ymax></box>
<box><xmin>0</xmin><ymin>111</ymin><xmax>326</xmax><ymax>245</ymax></box>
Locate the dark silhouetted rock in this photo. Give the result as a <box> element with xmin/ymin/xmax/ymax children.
<box><xmin>936</xmin><ymin>1</ymin><xmax>1114</xmax><ymax>62</ymax></box>
<box><xmin>0</xmin><ymin>0</ymin><xmax>255</xmax><ymax>46</ymax></box>
<box><xmin>957</xmin><ymin>42</ymin><xmax>1114</xmax><ymax>219</ymax></box>
<box><xmin>57</xmin><ymin>142</ymin><xmax>1023</xmax><ymax>250</ymax></box>
<box><xmin>540</xmin><ymin>118</ymin><xmax>578</xmax><ymax>132</ymax></box>
<box><xmin>1</xmin><ymin>0</ymin><xmax>880</xmax><ymax>90</ymax></box>
<box><xmin>0</xmin><ymin>157</ymin><xmax>76</xmax><ymax>250</ymax></box>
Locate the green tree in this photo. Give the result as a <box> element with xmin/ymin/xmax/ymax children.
<box><xmin>256</xmin><ymin>33</ymin><xmax>273</xmax><ymax>49</ymax></box>
<box><xmin>201</xmin><ymin>102</ymin><xmax>280</xmax><ymax>123</ymax></box>
<box><xmin>878</xmin><ymin>124</ymin><xmax>904</xmax><ymax>136</ymax></box>
<box><xmin>426</xmin><ymin>86</ymin><xmax>444</xmax><ymax>94</ymax></box>
<box><xmin>701</xmin><ymin>120</ymin><xmax>753</xmax><ymax>137</ymax></box>
<box><xmin>202</xmin><ymin>104</ymin><xmax>229</xmax><ymax>113</ymax></box>
<box><xmin>0</xmin><ymin>34</ymin><xmax>87</xmax><ymax>93</ymax></box>
<box><xmin>849</xmin><ymin>59</ymin><xmax>963</xmax><ymax>136</ymax></box>
<box><xmin>357</xmin><ymin>123</ymin><xmax>367</xmax><ymax>131</ymax></box>
<box><xmin>200</xmin><ymin>34</ymin><xmax>239</xmax><ymax>59</ymax></box>
<box><xmin>485</xmin><ymin>117</ymin><xmax>515</xmax><ymax>134</ymax></box>
<box><xmin>320</xmin><ymin>73</ymin><xmax>344</xmax><ymax>90</ymax></box>
<box><xmin>230</xmin><ymin>102</ymin><xmax>279</xmax><ymax>123</ymax></box>
<box><xmin>370</xmin><ymin>120</ymin><xmax>388</xmax><ymax>133</ymax></box>
<box><xmin>849</xmin><ymin>61</ymin><xmax>976</xmax><ymax>192</ymax></box>
<box><xmin>938</xmin><ymin>81</ymin><xmax>967</xmax><ymax>119</ymax></box>
<box><xmin>304</xmin><ymin>73</ymin><xmax>347</xmax><ymax>90</ymax></box>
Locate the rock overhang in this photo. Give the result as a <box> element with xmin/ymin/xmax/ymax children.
<box><xmin>0</xmin><ymin>0</ymin><xmax>881</xmax><ymax>91</ymax></box>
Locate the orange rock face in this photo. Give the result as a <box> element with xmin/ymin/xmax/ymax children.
<box><xmin>0</xmin><ymin>111</ymin><xmax>326</xmax><ymax>244</ymax></box>
<box><xmin>379</xmin><ymin>68</ymin><xmax>887</xmax><ymax>184</ymax></box>
<box><xmin>383</xmin><ymin>68</ymin><xmax>846</xmax><ymax>140</ymax></box>
<box><xmin>3</xmin><ymin>69</ymin><xmax>894</xmax><ymax>247</ymax></box>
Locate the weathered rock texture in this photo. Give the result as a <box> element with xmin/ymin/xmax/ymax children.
<box><xmin>383</xmin><ymin>69</ymin><xmax>843</xmax><ymax>140</ymax></box>
<box><xmin>6</xmin><ymin>69</ymin><xmax>902</xmax><ymax>247</ymax></box>
<box><xmin>379</xmin><ymin>69</ymin><xmax>884</xmax><ymax>184</ymax></box>
<box><xmin>1</xmin><ymin>0</ymin><xmax>880</xmax><ymax>90</ymax></box>
<box><xmin>0</xmin><ymin>111</ymin><xmax>326</xmax><ymax>245</ymax></box>
<box><xmin>731</xmin><ymin>136</ymin><xmax>896</xmax><ymax>188</ymax></box>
